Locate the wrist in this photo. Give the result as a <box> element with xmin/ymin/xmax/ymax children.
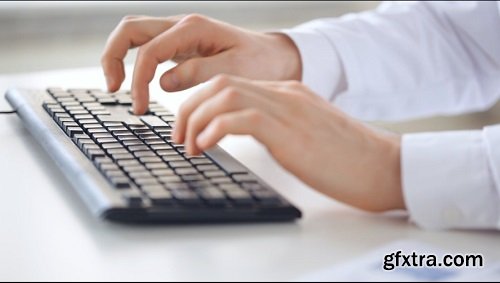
<box><xmin>264</xmin><ymin>33</ymin><xmax>302</xmax><ymax>81</ymax></box>
<box><xmin>373</xmin><ymin>132</ymin><xmax>405</xmax><ymax>211</ymax></box>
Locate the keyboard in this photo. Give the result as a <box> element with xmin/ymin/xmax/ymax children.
<box><xmin>5</xmin><ymin>88</ymin><xmax>301</xmax><ymax>223</ymax></box>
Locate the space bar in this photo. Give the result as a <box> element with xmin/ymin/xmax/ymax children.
<box><xmin>204</xmin><ymin>147</ymin><xmax>247</xmax><ymax>174</ymax></box>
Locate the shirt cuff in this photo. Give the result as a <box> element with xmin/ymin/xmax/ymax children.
<box><xmin>280</xmin><ymin>28</ymin><xmax>343</xmax><ymax>102</ymax></box>
<box><xmin>402</xmin><ymin>130</ymin><xmax>499</xmax><ymax>230</ymax></box>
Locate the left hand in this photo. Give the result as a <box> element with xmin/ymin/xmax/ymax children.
<box><xmin>173</xmin><ymin>75</ymin><xmax>405</xmax><ymax>212</ymax></box>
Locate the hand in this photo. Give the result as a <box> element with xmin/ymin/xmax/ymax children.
<box><xmin>101</xmin><ymin>14</ymin><xmax>302</xmax><ymax>114</ymax></box>
<box><xmin>173</xmin><ymin>74</ymin><xmax>405</xmax><ymax>212</ymax></box>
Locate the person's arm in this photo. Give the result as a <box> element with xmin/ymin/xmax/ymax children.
<box><xmin>282</xmin><ymin>1</ymin><xmax>500</xmax><ymax>121</ymax></box>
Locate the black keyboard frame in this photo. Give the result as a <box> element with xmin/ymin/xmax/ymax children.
<box><xmin>6</xmin><ymin>88</ymin><xmax>302</xmax><ymax>224</ymax></box>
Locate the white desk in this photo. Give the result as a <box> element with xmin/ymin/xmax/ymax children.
<box><xmin>1</xmin><ymin>67</ymin><xmax>499</xmax><ymax>281</ymax></box>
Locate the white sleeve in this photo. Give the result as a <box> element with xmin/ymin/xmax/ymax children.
<box><xmin>282</xmin><ymin>1</ymin><xmax>500</xmax><ymax>121</ymax></box>
<box><xmin>402</xmin><ymin>126</ymin><xmax>500</xmax><ymax>230</ymax></box>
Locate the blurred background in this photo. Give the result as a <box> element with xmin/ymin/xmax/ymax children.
<box><xmin>2</xmin><ymin>0</ymin><xmax>500</xmax><ymax>133</ymax></box>
<box><xmin>0</xmin><ymin>1</ymin><xmax>378</xmax><ymax>74</ymax></box>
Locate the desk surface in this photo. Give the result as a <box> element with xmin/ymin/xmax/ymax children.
<box><xmin>1</xmin><ymin>66</ymin><xmax>499</xmax><ymax>281</ymax></box>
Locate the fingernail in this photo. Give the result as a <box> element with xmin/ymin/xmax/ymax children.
<box><xmin>166</xmin><ymin>73</ymin><xmax>179</xmax><ymax>89</ymax></box>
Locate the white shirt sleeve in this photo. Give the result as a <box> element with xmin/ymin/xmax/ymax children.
<box><xmin>403</xmin><ymin>129</ymin><xmax>500</xmax><ymax>230</ymax></box>
<box><xmin>281</xmin><ymin>1</ymin><xmax>500</xmax><ymax>230</ymax></box>
<box><xmin>282</xmin><ymin>1</ymin><xmax>500</xmax><ymax>121</ymax></box>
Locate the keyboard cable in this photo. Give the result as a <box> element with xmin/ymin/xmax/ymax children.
<box><xmin>0</xmin><ymin>109</ymin><xmax>16</xmax><ymax>114</ymax></box>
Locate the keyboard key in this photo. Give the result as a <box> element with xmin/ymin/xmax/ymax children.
<box><xmin>133</xmin><ymin>151</ymin><xmax>156</xmax><ymax>158</ymax></box>
<box><xmin>232</xmin><ymin>173</ymin><xmax>257</xmax><ymax>183</ymax></box>
<box><xmin>105</xmin><ymin>170</ymin><xmax>127</xmax><ymax>179</ymax></box>
<box><xmin>225</xmin><ymin>189</ymin><xmax>254</xmax><ymax>205</ymax></box>
<box><xmin>72</xmin><ymin>133</ymin><xmax>90</xmax><ymax>141</ymax></box>
<box><xmin>210</xmin><ymin>177</ymin><xmax>233</xmax><ymax>184</ymax></box>
<box><xmin>68</xmin><ymin>110</ymin><xmax>89</xmax><ymax>116</ymax></box>
<box><xmin>62</xmin><ymin>121</ymin><xmax>79</xmax><ymax>133</ymax></box>
<box><xmin>128</xmin><ymin>145</ymin><xmax>150</xmax><ymax>152</ymax></box>
<box><xmin>110</xmin><ymin>153</ymin><xmax>135</xmax><ymax>161</ymax></box>
<box><xmin>141</xmin><ymin>185</ymin><xmax>164</xmax><ymax>193</ymax></box>
<box><xmin>97</xmin><ymin>137</ymin><xmax>118</xmax><ymax>144</ymax></box>
<box><xmin>74</xmin><ymin>114</ymin><xmax>94</xmax><ymax>120</ymax></box>
<box><xmin>128</xmin><ymin>171</ymin><xmax>153</xmax><ymax>179</ymax></box>
<box><xmin>83</xmin><ymin>124</ymin><xmax>104</xmax><ymax>130</ymax></box>
<box><xmin>78</xmin><ymin>139</ymin><xmax>96</xmax><ymax>150</ymax></box>
<box><xmin>87</xmin><ymin>128</ymin><xmax>108</xmax><ymax>136</ymax></box>
<box><xmin>252</xmin><ymin>191</ymin><xmax>281</xmax><ymax>205</ymax></box>
<box><xmin>148</xmin><ymin>190</ymin><xmax>175</xmax><ymax>206</ymax></box>
<box><xmin>150</xmin><ymin>144</ymin><xmax>172</xmax><ymax>150</ymax></box>
<box><xmin>117</xmin><ymin>159</ymin><xmax>141</xmax><ymax>167</ymax></box>
<box><xmin>174</xmin><ymin>168</ymin><xmax>198</xmax><ymax>175</ymax></box>
<box><xmin>141</xmin><ymin>116</ymin><xmax>170</xmax><ymax>128</ymax></box>
<box><xmin>197</xmin><ymin>187</ymin><xmax>226</xmax><ymax>205</ymax></box>
<box><xmin>203</xmin><ymin>171</ymin><xmax>226</xmax><ymax>178</ymax></box>
<box><xmin>134</xmin><ymin>178</ymin><xmax>160</xmax><ymax>186</ymax></box>
<box><xmin>145</xmin><ymin>139</ymin><xmax>167</xmax><ymax>145</ymax></box>
<box><xmin>98</xmin><ymin>97</ymin><xmax>117</xmax><ymax>105</ymax></box>
<box><xmin>101</xmin><ymin>143</ymin><xmax>123</xmax><ymax>150</ymax></box>
<box><xmin>168</xmin><ymin>161</ymin><xmax>192</xmax><ymax>168</ymax></box>
<box><xmin>145</xmin><ymin>163</ymin><xmax>169</xmax><ymax>170</ymax></box>
<box><xmin>86</xmin><ymin>149</ymin><xmax>106</xmax><ymax>160</ymax></box>
<box><xmin>156</xmin><ymin>149</ymin><xmax>179</xmax><ymax>156</ymax></box>
<box><xmin>181</xmin><ymin>174</ymin><xmax>205</xmax><ymax>182</ymax></box>
<box><xmin>118</xmin><ymin>137</ymin><xmax>140</xmax><ymax>144</ymax></box>
<box><xmin>171</xmin><ymin>190</ymin><xmax>200</xmax><ymax>205</ymax></box>
<box><xmin>78</xmin><ymin>119</ymin><xmax>99</xmax><ymax>125</ymax></box>
<box><xmin>151</xmin><ymin>169</ymin><xmax>175</xmax><ymax>177</ymax></box>
<box><xmin>189</xmin><ymin>158</ymin><xmax>214</xmax><ymax>165</ymax></box>
<box><xmin>139</xmin><ymin>157</ymin><xmax>162</xmax><ymax>163</ymax></box>
<box><xmin>122</xmin><ymin>190</ymin><xmax>143</xmax><ymax>206</ymax></box>
<box><xmin>158</xmin><ymin>175</ymin><xmax>182</xmax><ymax>183</ymax></box>
<box><xmin>122</xmin><ymin>165</ymin><xmax>148</xmax><ymax>173</ymax></box>
<box><xmin>90</xmin><ymin>133</ymin><xmax>114</xmax><ymax>140</ymax></box>
<box><xmin>161</xmin><ymin>155</ymin><xmax>185</xmax><ymax>162</ymax></box>
<box><xmin>66</xmin><ymin>126</ymin><xmax>84</xmax><ymax>138</ymax></box>
<box><xmin>196</xmin><ymin>165</ymin><xmax>219</xmax><ymax>172</ymax></box>
<box><xmin>82</xmin><ymin>143</ymin><xmax>100</xmax><ymax>155</ymax></box>
<box><xmin>99</xmin><ymin>163</ymin><xmax>120</xmax><ymax>172</ymax></box>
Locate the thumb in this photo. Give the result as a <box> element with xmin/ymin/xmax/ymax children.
<box><xmin>160</xmin><ymin>53</ymin><xmax>231</xmax><ymax>92</ymax></box>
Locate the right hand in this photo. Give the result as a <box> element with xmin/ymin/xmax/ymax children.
<box><xmin>101</xmin><ymin>14</ymin><xmax>302</xmax><ymax>114</ymax></box>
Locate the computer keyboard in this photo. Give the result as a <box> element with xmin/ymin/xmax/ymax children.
<box><xmin>5</xmin><ymin>88</ymin><xmax>301</xmax><ymax>223</ymax></box>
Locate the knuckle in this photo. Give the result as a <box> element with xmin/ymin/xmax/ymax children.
<box><xmin>184</xmin><ymin>59</ymin><xmax>199</xmax><ymax>77</ymax></box>
<box><xmin>137</xmin><ymin>45</ymin><xmax>153</xmax><ymax>60</ymax></box>
<box><xmin>180</xmin><ymin>13</ymin><xmax>207</xmax><ymax>25</ymax></box>
<box><xmin>220</xmin><ymin>87</ymin><xmax>240</xmax><ymax>104</ymax></box>
<box><xmin>246</xmin><ymin>109</ymin><xmax>264</xmax><ymax>125</ymax></box>
<box><xmin>211</xmin><ymin>74</ymin><xmax>232</xmax><ymax>89</ymax></box>
<box><xmin>285</xmin><ymin>80</ymin><xmax>304</xmax><ymax>90</ymax></box>
<box><xmin>212</xmin><ymin>116</ymin><xmax>229</xmax><ymax>132</ymax></box>
<box><xmin>121</xmin><ymin>15</ymin><xmax>138</xmax><ymax>22</ymax></box>
<box><xmin>119</xmin><ymin>15</ymin><xmax>139</xmax><ymax>29</ymax></box>
<box><xmin>100</xmin><ymin>55</ymin><xmax>108</xmax><ymax>65</ymax></box>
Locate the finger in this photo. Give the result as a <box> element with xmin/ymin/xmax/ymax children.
<box><xmin>195</xmin><ymin>109</ymin><xmax>288</xmax><ymax>155</ymax></box>
<box><xmin>159</xmin><ymin>52</ymin><xmax>233</xmax><ymax>92</ymax></box>
<box><xmin>172</xmin><ymin>75</ymin><xmax>266</xmax><ymax>144</ymax></box>
<box><xmin>132</xmin><ymin>15</ymin><xmax>234</xmax><ymax>114</ymax></box>
<box><xmin>101</xmin><ymin>16</ymin><xmax>178</xmax><ymax>92</ymax></box>
<box><xmin>184</xmin><ymin>86</ymin><xmax>283</xmax><ymax>155</ymax></box>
